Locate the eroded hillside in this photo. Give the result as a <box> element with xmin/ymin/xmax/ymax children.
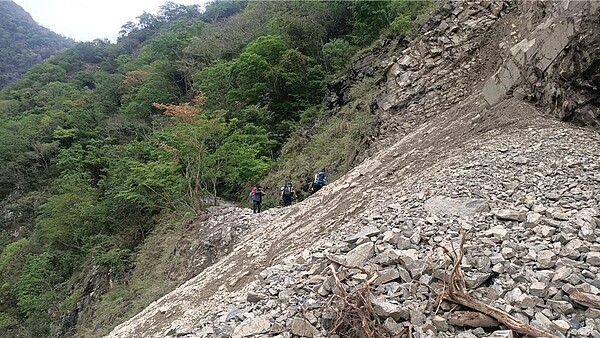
<box><xmin>107</xmin><ymin>1</ymin><xmax>600</xmax><ymax>337</ymax></box>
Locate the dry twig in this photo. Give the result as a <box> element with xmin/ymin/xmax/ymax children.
<box><xmin>443</xmin><ymin>235</ymin><xmax>556</xmax><ymax>338</ymax></box>
<box><xmin>326</xmin><ymin>265</ymin><xmax>400</xmax><ymax>338</ymax></box>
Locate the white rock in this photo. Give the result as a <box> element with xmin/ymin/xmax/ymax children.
<box><xmin>345</xmin><ymin>242</ymin><xmax>374</xmax><ymax>266</ymax></box>
<box><xmin>232</xmin><ymin>316</ymin><xmax>271</xmax><ymax>337</ymax></box>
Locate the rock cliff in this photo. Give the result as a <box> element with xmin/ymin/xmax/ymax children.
<box><xmin>106</xmin><ymin>1</ymin><xmax>600</xmax><ymax>337</ymax></box>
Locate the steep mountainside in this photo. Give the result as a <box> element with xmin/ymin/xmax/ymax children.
<box><xmin>0</xmin><ymin>1</ymin><xmax>74</xmax><ymax>88</ymax></box>
<box><xmin>107</xmin><ymin>1</ymin><xmax>600</xmax><ymax>338</ymax></box>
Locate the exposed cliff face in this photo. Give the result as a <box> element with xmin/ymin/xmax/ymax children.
<box><xmin>483</xmin><ymin>1</ymin><xmax>600</xmax><ymax>126</ymax></box>
<box><xmin>105</xmin><ymin>1</ymin><xmax>600</xmax><ymax>337</ymax></box>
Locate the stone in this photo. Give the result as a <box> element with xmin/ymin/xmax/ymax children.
<box><xmin>533</xmin><ymin>312</ymin><xmax>553</xmax><ymax>332</ymax></box>
<box><xmin>423</xmin><ymin>196</ymin><xmax>488</xmax><ymax>217</ymax></box>
<box><xmin>536</xmin><ymin>250</ymin><xmax>556</xmax><ymax>269</ymax></box>
<box><xmin>383</xmin><ymin>318</ymin><xmax>404</xmax><ymax>335</ymax></box>
<box><xmin>344</xmin><ymin>242</ymin><xmax>374</xmax><ymax>266</ymax></box>
<box><xmin>232</xmin><ymin>316</ymin><xmax>271</xmax><ymax>337</ymax></box>
<box><xmin>587</xmin><ymin>252</ymin><xmax>600</xmax><ymax>266</ymax></box>
<box><xmin>485</xmin><ymin>225</ymin><xmax>509</xmax><ymax>239</ymax></box>
<box><xmin>432</xmin><ymin>315</ymin><xmax>449</xmax><ymax>331</ymax></box>
<box><xmin>409</xmin><ymin>308</ymin><xmax>426</xmax><ymax>326</ymax></box>
<box><xmin>375</xmin><ymin>267</ymin><xmax>400</xmax><ymax>285</ymax></box>
<box><xmin>561</xmin><ymin>239</ymin><xmax>584</xmax><ymax>259</ymax></box>
<box><xmin>525</xmin><ymin>212</ymin><xmax>543</xmax><ymax>227</ymax></box>
<box><xmin>501</xmin><ymin>247</ymin><xmax>515</xmax><ymax>259</ymax></box>
<box><xmin>372</xmin><ymin>296</ymin><xmax>409</xmax><ymax>321</ymax></box>
<box><xmin>382</xmin><ymin>230</ymin><xmax>398</xmax><ymax>244</ymax></box>
<box><xmin>552</xmin><ymin>319</ymin><xmax>570</xmax><ymax>334</ymax></box>
<box><xmin>289</xmin><ymin>317</ymin><xmax>319</xmax><ymax>337</ymax></box>
<box><xmin>344</xmin><ymin>225</ymin><xmax>380</xmax><ymax>242</ymax></box>
<box><xmin>493</xmin><ymin>209</ymin><xmax>525</xmax><ymax>221</ymax></box>
<box><xmin>513</xmin><ymin>156</ymin><xmax>529</xmax><ymax>165</ymax></box>
<box><xmin>395</xmin><ymin>236</ymin><xmax>412</xmax><ymax>250</ymax></box>
<box><xmin>378</xmin><ymin>248</ymin><xmax>402</xmax><ymax>265</ymax></box>
<box><xmin>488</xmin><ymin>330</ymin><xmax>514</xmax><ymax>338</ymax></box>
<box><xmin>546</xmin><ymin>300</ymin><xmax>573</xmax><ymax>314</ymax></box>
<box><xmin>529</xmin><ymin>282</ymin><xmax>547</xmax><ymax>298</ymax></box>
<box><xmin>246</xmin><ymin>292</ymin><xmax>265</xmax><ymax>303</ymax></box>
<box><xmin>465</xmin><ymin>272</ymin><xmax>491</xmax><ymax>289</ymax></box>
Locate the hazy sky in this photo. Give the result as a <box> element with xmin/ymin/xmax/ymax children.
<box><xmin>12</xmin><ymin>0</ymin><xmax>206</xmax><ymax>42</ymax></box>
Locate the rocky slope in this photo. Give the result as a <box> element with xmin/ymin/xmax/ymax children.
<box><xmin>106</xmin><ymin>1</ymin><xmax>600</xmax><ymax>338</ymax></box>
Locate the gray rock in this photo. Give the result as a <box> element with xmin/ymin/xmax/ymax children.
<box><xmin>383</xmin><ymin>318</ymin><xmax>404</xmax><ymax>335</ymax></box>
<box><xmin>409</xmin><ymin>308</ymin><xmax>426</xmax><ymax>326</ymax></box>
<box><xmin>423</xmin><ymin>196</ymin><xmax>488</xmax><ymax>217</ymax></box>
<box><xmin>493</xmin><ymin>209</ymin><xmax>525</xmax><ymax>222</ymax></box>
<box><xmin>536</xmin><ymin>250</ymin><xmax>556</xmax><ymax>269</ymax></box>
<box><xmin>552</xmin><ymin>319</ymin><xmax>570</xmax><ymax>334</ymax></box>
<box><xmin>432</xmin><ymin>315</ymin><xmax>449</xmax><ymax>331</ymax></box>
<box><xmin>289</xmin><ymin>317</ymin><xmax>319</xmax><ymax>337</ymax></box>
<box><xmin>547</xmin><ymin>300</ymin><xmax>574</xmax><ymax>315</ymax></box>
<box><xmin>501</xmin><ymin>247</ymin><xmax>515</xmax><ymax>259</ymax></box>
<box><xmin>246</xmin><ymin>291</ymin><xmax>266</xmax><ymax>303</ymax></box>
<box><xmin>232</xmin><ymin>316</ymin><xmax>271</xmax><ymax>337</ymax></box>
<box><xmin>344</xmin><ymin>225</ymin><xmax>380</xmax><ymax>242</ymax></box>
<box><xmin>485</xmin><ymin>225</ymin><xmax>509</xmax><ymax>239</ymax></box>
<box><xmin>488</xmin><ymin>330</ymin><xmax>514</xmax><ymax>338</ymax></box>
<box><xmin>529</xmin><ymin>281</ymin><xmax>547</xmax><ymax>298</ymax></box>
<box><xmin>375</xmin><ymin>267</ymin><xmax>400</xmax><ymax>285</ymax></box>
<box><xmin>395</xmin><ymin>236</ymin><xmax>412</xmax><ymax>250</ymax></box>
<box><xmin>344</xmin><ymin>242</ymin><xmax>374</xmax><ymax>266</ymax></box>
<box><xmin>525</xmin><ymin>212</ymin><xmax>543</xmax><ymax>227</ymax></box>
<box><xmin>378</xmin><ymin>248</ymin><xmax>402</xmax><ymax>265</ymax></box>
<box><xmin>513</xmin><ymin>156</ymin><xmax>529</xmax><ymax>165</ymax></box>
<box><xmin>466</xmin><ymin>272</ymin><xmax>491</xmax><ymax>289</ymax></box>
<box><xmin>533</xmin><ymin>312</ymin><xmax>553</xmax><ymax>333</ymax></box>
<box><xmin>372</xmin><ymin>296</ymin><xmax>409</xmax><ymax>321</ymax></box>
<box><xmin>587</xmin><ymin>252</ymin><xmax>600</xmax><ymax>266</ymax></box>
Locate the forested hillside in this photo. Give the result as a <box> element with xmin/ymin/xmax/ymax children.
<box><xmin>0</xmin><ymin>1</ymin><xmax>431</xmax><ymax>336</ymax></box>
<box><xmin>0</xmin><ymin>1</ymin><xmax>75</xmax><ymax>89</ymax></box>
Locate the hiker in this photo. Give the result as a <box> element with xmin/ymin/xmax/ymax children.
<box><xmin>310</xmin><ymin>169</ymin><xmax>326</xmax><ymax>194</ymax></box>
<box><xmin>280</xmin><ymin>180</ymin><xmax>296</xmax><ymax>207</ymax></box>
<box><xmin>250</xmin><ymin>185</ymin><xmax>264</xmax><ymax>213</ymax></box>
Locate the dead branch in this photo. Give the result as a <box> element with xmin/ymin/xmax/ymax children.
<box><xmin>326</xmin><ymin>265</ymin><xmax>392</xmax><ymax>338</ymax></box>
<box><xmin>443</xmin><ymin>235</ymin><xmax>556</xmax><ymax>338</ymax></box>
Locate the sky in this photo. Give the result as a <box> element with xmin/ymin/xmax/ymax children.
<box><xmin>12</xmin><ymin>0</ymin><xmax>207</xmax><ymax>42</ymax></box>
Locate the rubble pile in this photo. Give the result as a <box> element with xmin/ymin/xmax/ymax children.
<box><xmin>179</xmin><ymin>125</ymin><xmax>600</xmax><ymax>338</ymax></box>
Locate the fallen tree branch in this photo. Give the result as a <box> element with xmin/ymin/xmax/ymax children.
<box><xmin>443</xmin><ymin>235</ymin><xmax>556</xmax><ymax>338</ymax></box>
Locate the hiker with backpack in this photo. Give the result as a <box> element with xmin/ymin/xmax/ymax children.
<box><xmin>280</xmin><ymin>180</ymin><xmax>296</xmax><ymax>207</ymax></box>
<box><xmin>249</xmin><ymin>185</ymin><xmax>264</xmax><ymax>213</ymax></box>
<box><xmin>310</xmin><ymin>169</ymin><xmax>326</xmax><ymax>194</ymax></box>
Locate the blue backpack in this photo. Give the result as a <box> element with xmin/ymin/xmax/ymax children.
<box><xmin>315</xmin><ymin>171</ymin><xmax>326</xmax><ymax>186</ymax></box>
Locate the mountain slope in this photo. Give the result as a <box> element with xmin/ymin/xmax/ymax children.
<box><xmin>0</xmin><ymin>1</ymin><xmax>74</xmax><ymax>89</ymax></box>
<box><xmin>107</xmin><ymin>1</ymin><xmax>600</xmax><ymax>337</ymax></box>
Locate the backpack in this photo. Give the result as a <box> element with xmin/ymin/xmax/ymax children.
<box><xmin>250</xmin><ymin>186</ymin><xmax>256</xmax><ymax>199</ymax></box>
<box><xmin>315</xmin><ymin>171</ymin><xmax>326</xmax><ymax>186</ymax></box>
<box><xmin>282</xmin><ymin>185</ymin><xmax>294</xmax><ymax>197</ymax></box>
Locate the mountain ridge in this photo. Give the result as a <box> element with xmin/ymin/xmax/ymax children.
<box><xmin>0</xmin><ymin>0</ymin><xmax>74</xmax><ymax>89</ymax></box>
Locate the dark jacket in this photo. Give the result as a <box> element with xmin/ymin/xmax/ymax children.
<box><xmin>251</xmin><ymin>188</ymin><xmax>264</xmax><ymax>202</ymax></box>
